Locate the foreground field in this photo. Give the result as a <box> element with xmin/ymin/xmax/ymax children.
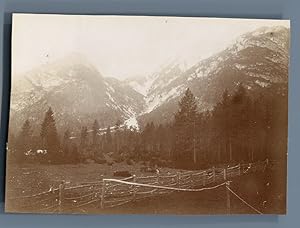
<box><xmin>5</xmin><ymin>162</ymin><xmax>286</xmax><ymax>215</ymax></box>
<box><xmin>6</xmin><ymin>162</ymin><xmax>186</xmax><ymax>197</ymax></box>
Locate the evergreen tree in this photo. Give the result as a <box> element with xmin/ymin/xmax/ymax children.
<box><xmin>16</xmin><ymin>119</ymin><xmax>32</xmax><ymax>162</ymax></box>
<box><xmin>141</xmin><ymin>122</ymin><xmax>156</xmax><ymax>156</ymax></box>
<box><xmin>70</xmin><ymin>143</ymin><xmax>80</xmax><ymax>163</ymax></box>
<box><xmin>63</xmin><ymin>129</ymin><xmax>71</xmax><ymax>159</ymax></box>
<box><xmin>230</xmin><ymin>84</ymin><xmax>250</xmax><ymax>162</ymax></box>
<box><xmin>79</xmin><ymin>126</ymin><xmax>88</xmax><ymax>160</ymax></box>
<box><xmin>92</xmin><ymin>120</ymin><xmax>100</xmax><ymax>145</ymax></box>
<box><xmin>40</xmin><ymin>107</ymin><xmax>60</xmax><ymax>162</ymax></box>
<box><xmin>106</xmin><ymin>126</ymin><xmax>112</xmax><ymax>144</ymax></box>
<box><xmin>213</xmin><ymin>89</ymin><xmax>232</xmax><ymax>162</ymax></box>
<box><xmin>80</xmin><ymin>126</ymin><xmax>88</xmax><ymax>148</ymax></box>
<box><xmin>114</xmin><ymin>119</ymin><xmax>122</xmax><ymax>154</ymax></box>
<box><xmin>173</xmin><ymin>88</ymin><xmax>198</xmax><ymax>168</ymax></box>
<box><xmin>104</xmin><ymin>126</ymin><xmax>113</xmax><ymax>152</ymax></box>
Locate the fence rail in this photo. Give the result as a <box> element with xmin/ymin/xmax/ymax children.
<box><xmin>7</xmin><ymin>160</ymin><xmax>271</xmax><ymax>212</ymax></box>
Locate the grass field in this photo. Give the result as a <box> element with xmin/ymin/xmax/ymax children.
<box><xmin>5</xmin><ymin>162</ymin><xmax>185</xmax><ymax>197</ymax></box>
<box><xmin>5</xmin><ymin>162</ymin><xmax>286</xmax><ymax>215</ymax></box>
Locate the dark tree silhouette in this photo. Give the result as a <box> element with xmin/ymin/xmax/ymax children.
<box><xmin>173</xmin><ymin>88</ymin><xmax>198</xmax><ymax>168</ymax></box>
<box><xmin>40</xmin><ymin>107</ymin><xmax>60</xmax><ymax>162</ymax></box>
<box><xmin>10</xmin><ymin>85</ymin><xmax>287</xmax><ymax>169</ymax></box>
<box><xmin>15</xmin><ymin>119</ymin><xmax>32</xmax><ymax>162</ymax></box>
<box><xmin>62</xmin><ymin>129</ymin><xmax>71</xmax><ymax>159</ymax></box>
<box><xmin>92</xmin><ymin>120</ymin><xmax>100</xmax><ymax>145</ymax></box>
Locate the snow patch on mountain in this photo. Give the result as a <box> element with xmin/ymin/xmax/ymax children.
<box><xmin>124</xmin><ymin>116</ymin><xmax>139</xmax><ymax>130</ymax></box>
<box><xmin>145</xmin><ymin>85</ymin><xmax>184</xmax><ymax>113</ymax></box>
<box><xmin>255</xmin><ymin>80</ymin><xmax>270</xmax><ymax>88</ymax></box>
<box><xmin>105</xmin><ymin>82</ymin><xmax>115</xmax><ymax>93</ymax></box>
<box><xmin>128</xmin><ymin>79</ymin><xmax>154</xmax><ymax>96</ymax></box>
<box><xmin>235</xmin><ymin>63</ymin><xmax>245</xmax><ymax>70</ymax></box>
<box><xmin>126</xmin><ymin>73</ymin><xmax>160</xmax><ymax>97</ymax></box>
<box><xmin>105</xmin><ymin>91</ymin><xmax>116</xmax><ymax>104</ymax></box>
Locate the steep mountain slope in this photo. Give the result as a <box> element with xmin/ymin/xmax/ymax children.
<box><xmin>134</xmin><ymin>26</ymin><xmax>289</xmax><ymax>125</ymax></box>
<box><xmin>9</xmin><ymin>26</ymin><xmax>289</xmax><ymax>134</ymax></box>
<box><xmin>142</xmin><ymin>62</ymin><xmax>185</xmax><ymax>113</ymax></box>
<box><xmin>9</xmin><ymin>54</ymin><xmax>145</xmax><ymax>133</ymax></box>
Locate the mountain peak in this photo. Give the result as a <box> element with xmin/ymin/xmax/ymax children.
<box><xmin>247</xmin><ymin>25</ymin><xmax>289</xmax><ymax>37</ymax></box>
<box><xmin>59</xmin><ymin>52</ymin><xmax>91</xmax><ymax>66</ymax></box>
<box><xmin>48</xmin><ymin>52</ymin><xmax>99</xmax><ymax>73</ymax></box>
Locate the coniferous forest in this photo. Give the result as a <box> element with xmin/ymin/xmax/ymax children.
<box><xmin>7</xmin><ymin>84</ymin><xmax>287</xmax><ymax>170</ymax></box>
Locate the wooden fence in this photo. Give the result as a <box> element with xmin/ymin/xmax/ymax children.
<box><xmin>7</xmin><ymin>161</ymin><xmax>269</xmax><ymax>213</ymax></box>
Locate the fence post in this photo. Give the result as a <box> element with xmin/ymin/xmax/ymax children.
<box><xmin>223</xmin><ymin>168</ymin><xmax>227</xmax><ymax>180</ymax></box>
<box><xmin>132</xmin><ymin>175</ymin><xmax>137</xmax><ymax>201</ymax></box>
<box><xmin>238</xmin><ymin>163</ymin><xmax>241</xmax><ymax>176</ymax></box>
<box><xmin>156</xmin><ymin>173</ymin><xmax>160</xmax><ymax>184</ymax></box>
<box><xmin>212</xmin><ymin>167</ymin><xmax>216</xmax><ymax>182</ymax></box>
<box><xmin>176</xmin><ymin>172</ymin><xmax>180</xmax><ymax>188</ymax></box>
<box><xmin>133</xmin><ymin>174</ymin><xmax>136</xmax><ymax>182</ymax></box>
<box><xmin>226</xmin><ymin>181</ymin><xmax>231</xmax><ymax>214</ymax></box>
<box><xmin>58</xmin><ymin>181</ymin><xmax>65</xmax><ymax>213</ymax></box>
<box><xmin>100</xmin><ymin>180</ymin><xmax>106</xmax><ymax>209</ymax></box>
<box><xmin>263</xmin><ymin>159</ymin><xmax>269</xmax><ymax>172</ymax></box>
<box><xmin>202</xmin><ymin>171</ymin><xmax>206</xmax><ymax>186</ymax></box>
<box><xmin>190</xmin><ymin>173</ymin><xmax>193</xmax><ymax>187</ymax></box>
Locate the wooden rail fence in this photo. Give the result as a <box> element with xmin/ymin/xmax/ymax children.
<box><xmin>7</xmin><ymin>160</ymin><xmax>270</xmax><ymax>213</ymax></box>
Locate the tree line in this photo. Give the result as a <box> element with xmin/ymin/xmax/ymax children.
<box><xmin>8</xmin><ymin>84</ymin><xmax>287</xmax><ymax>169</ymax></box>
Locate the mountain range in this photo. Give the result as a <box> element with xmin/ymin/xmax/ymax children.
<box><xmin>8</xmin><ymin>26</ymin><xmax>289</xmax><ymax>134</ymax></box>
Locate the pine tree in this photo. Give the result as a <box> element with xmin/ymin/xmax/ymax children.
<box><xmin>80</xmin><ymin>126</ymin><xmax>88</xmax><ymax>148</ymax></box>
<box><xmin>114</xmin><ymin>119</ymin><xmax>122</xmax><ymax>153</ymax></box>
<box><xmin>79</xmin><ymin>126</ymin><xmax>88</xmax><ymax>161</ymax></box>
<box><xmin>214</xmin><ymin>89</ymin><xmax>232</xmax><ymax>162</ymax></box>
<box><xmin>173</xmin><ymin>88</ymin><xmax>198</xmax><ymax>168</ymax></box>
<box><xmin>70</xmin><ymin>143</ymin><xmax>80</xmax><ymax>163</ymax></box>
<box><xmin>40</xmin><ymin>107</ymin><xmax>60</xmax><ymax>162</ymax></box>
<box><xmin>92</xmin><ymin>120</ymin><xmax>99</xmax><ymax>145</ymax></box>
<box><xmin>106</xmin><ymin>126</ymin><xmax>112</xmax><ymax>143</ymax></box>
<box><xmin>16</xmin><ymin>119</ymin><xmax>32</xmax><ymax>162</ymax></box>
<box><xmin>230</xmin><ymin>84</ymin><xmax>250</xmax><ymax>162</ymax></box>
<box><xmin>63</xmin><ymin>129</ymin><xmax>71</xmax><ymax>159</ymax></box>
<box><xmin>19</xmin><ymin>119</ymin><xmax>32</xmax><ymax>147</ymax></box>
<box><xmin>63</xmin><ymin>129</ymin><xmax>71</xmax><ymax>143</ymax></box>
<box><xmin>141</xmin><ymin>122</ymin><xmax>156</xmax><ymax>154</ymax></box>
<box><xmin>104</xmin><ymin>126</ymin><xmax>113</xmax><ymax>152</ymax></box>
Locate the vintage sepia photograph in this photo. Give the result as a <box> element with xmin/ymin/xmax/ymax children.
<box><xmin>5</xmin><ymin>14</ymin><xmax>289</xmax><ymax>215</ymax></box>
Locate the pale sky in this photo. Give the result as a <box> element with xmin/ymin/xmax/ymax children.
<box><xmin>12</xmin><ymin>14</ymin><xmax>290</xmax><ymax>79</ymax></box>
